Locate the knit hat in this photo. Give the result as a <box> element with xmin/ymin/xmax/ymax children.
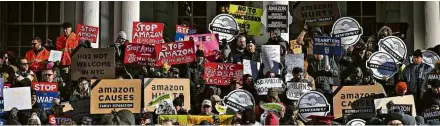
<box><xmin>265</xmin><ymin>112</ymin><xmax>279</xmax><ymax>125</ymax></box>
<box><xmin>395</xmin><ymin>82</ymin><xmax>407</xmax><ymax>94</ymax></box>
<box><xmin>62</xmin><ymin>22</ymin><xmax>72</xmax><ymax>29</ymax></box>
<box><xmin>196</xmin><ymin>50</ymin><xmax>205</xmax><ymax>57</ymax></box>
<box><xmin>413</xmin><ymin>49</ymin><xmax>423</xmax><ymax>57</ymax></box>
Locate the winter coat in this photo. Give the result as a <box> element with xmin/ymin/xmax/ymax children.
<box><xmin>243</xmin><ymin>50</ymin><xmax>261</xmax><ymax>62</ymax></box>
<box><xmin>419</xmin><ymin>89</ymin><xmax>440</xmax><ymax>114</ymax></box>
<box><xmin>401</xmin><ymin>63</ymin><xmax>433</xmax><ymax>99</ymax></box>
<box><xmin>307</xmin><ymin>57</ymin><xmax>339</xmax><ymax>91</ymax></box>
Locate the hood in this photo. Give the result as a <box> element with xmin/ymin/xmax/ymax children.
<box><xmin>377</xmin><ymin>26</ymin><xmax>393</xmax><ymax>39</ymax></box>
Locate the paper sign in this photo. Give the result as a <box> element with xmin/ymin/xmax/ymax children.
<box><xmin>132</xmin><ymin>22</ymin><xmax>165</xmax><ymax>44</ymax></box>
<box><xmin>267</xmin><ymin>5</ymin><xmax>288</xmax><ymax>33</ymax></box>
<box><xmin>90</xmin><ymin>79</ymin><xmax>142</xmax><ymax>114</ymax></box>
<box><xmin>332</xmin><ymin>85</ymin><xmax>386</xmax><ymax>119</ymax></box>
<box><xmin>32</xmin><ymin>82</ymin><xmax>59</xmax><ymax>110</ymax></box>
<box><xmin>71</xmin><ymin>48</ymin><xmax>115</xmax><ymax>80</ymax></box>
<box><xmin>158</xmin><ymin>115</ymin><xmax>189</xmax><ymax>125</ymax></box>
<box><xmin>285</xmin><ymin>54</ymin><xmax>304</xmax><ymax>81</ymax></box>
<box><xmin>155</xmin><ymin>41</ymin><xmax>196</xmax><ymax>66</ymax></box>
<box><xmin>175</xmin><ymin>25</ymin><xmax>190</xmax><ymax>41</ymax></box>
<box><xmin>143</xmin><ymin>78</ymin><xmax>191</xmax><ymax>112</ymax></box>
<box><xmin>294</xmin><ymin>1</ymin><xmax>340</xmax><ymax>26</ymax></box>
<box><xmin>204</xmin><ymin>63</ymin><xmax>243</xmax><ymax>86</ymax></box>
<box><xmin>229</xmin><ymin>4</ymin><xmax>263</xmax><ymax>36</ymax></box>
<box><xmin>48</xmin><ymin>50</ymin><xmax>63</xmax><ymax>62</ymax></box>
<box><xmin>313</xmin><ymin>37</ymin><xmax>342</xmax><ymax>56</ymax></box>
<box><xmin>4</xmin><ymin>87</ymin><xmax>32</xmax><ymax>111</ymax></box>
<box><xmin>255</xmin><ymin>78</ymin><xmax>284</xmax><ymax>95</ymax></box>
<box><xmin>183</xmin><ymin>33</ymin><xmax>219</xmax><ymax>57</ymax></box>
<box><xmin>124</xmin><ymin>42</ymin><xmax>156</xmax><ymax>67</ymax></box>
<box><xmin>262</xmin><ymin>45</ymin><xmax>281</xmax><ymax>74</ymax></box>
<box><xmin>243</xmin><ymin>59</ymin><xmax>261</xmax><ymax>80</ymax></box>
<box><xmin>374</xmin><ymin>95</ymin><xmax>416</xmax><ymax>117</ymax></box>
<box><xmin>286</xmin><ymin>82</ymin><xmax>311</xmax><ymax>100</ymax></box>
<box><xmin>76</xmin><ymin>24</ymin><xmax>99</xmax><ymax>43</ymax></box>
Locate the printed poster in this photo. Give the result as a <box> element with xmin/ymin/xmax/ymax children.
<box><xmin>124</xmin><ymin>42</ymin><xmax>156</xmax><ymax>67</ymax></box>
<box><xmin>75</xmin><ymin>24</ymin><xmax>99</xmax><ymax>43</ymax></box>
<box><xmin>175</xmin><ymin>25</ymin><xmax>190</xmax><ymax>41</ymax></box>
<box><xmin>155</xmin><ymin>41</ymin><xmax>196</xmax><ymax>66</ymax></box>
<box><xmin>204</xmin><ymin>63</ymin><xmax>244</xmax><ymax>86</ymax></box>
<box><xmin>284</xmin><ymin>54</ymin><xmax>304</xmax><ymax>81</ymax></box>
<box><xmin>261</xmin><ymin>45</ymin><xmax>281</xmax><ymax>74</ymax></box>
<box><xmin>286</xmin><ymin>82</ymin><xmax>311</xmax><ymax>100</ymax></box>
<box><xmin>183</xmin><ymin>33</ymin><xmax>219</xmax><ymax>58</ymax></box>
<box><xmin>71</xmin><ymin>48</ymin><xmax>115</xmax><ymax>80</ymax></box>
<box><xmin>267</xmin><ymin>5</ymin><xmax>289</xmax><ymax>33</ymax></box>
<box><xmin>243</xmin><ymin>59</ymin><xmax>261</xmax><ymax>80</ymax></box>
<box><xmin>48</xmin><ymin>50</ymin><xmax>63</xmax><ymax>62</ymax></box>
<box><xmin>255</xmin><ymin>78</ymin><xmax>284</xmax><ymax>95</ymax></box>
<box><xmin>49</xmin><ymin>115</ymin><xmax>73</xmax><ymax>125</ymax></box>
<box><xmin>143</xmin><ymin>78</ymin><xmax>191</xmax><ymax>112</ymax></box>
<box><xmin>229</xmin><ymin>4</ymin><xmax>263</xmax><ymax>36</ymax></box>
<box><xmin>313</xmin><ymin>37</ymin><xmax>342</xmax><ymax>56</ymax></box>
<box><xmin>132</xmin><ymin>22</ymin><xmax>165</xmax><ymax>44</ymax></box>
<box><xmin>32</xmin><ymin>82</ymin><xmax>59</xmax><ymax>110</ymax></box>
<box><xmin>4</xmin><ymin>87</ymin><xmax>32</xmax><ymax>111</ymax></box>
<box><xmin>294</xmin><ymin>1</ymin><xmax>340</xmax><ymax>26</ymax></box>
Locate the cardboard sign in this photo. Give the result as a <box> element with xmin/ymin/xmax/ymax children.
<box><xmin>410</xmin><ymin>50</ymin><xmax>440</xmax><ymax>68</ymax></box>
<box><xmin>143</xmin><ymin>78</ymin><xmax>191</xmax><ymax>112</ymax></box>
<box><xmin>48</xmin><ymin>50</ymin><xmax>63</xmax><ymax>62</ymax></box>
<box><xmin>366</xmin><ymin>52</ymin><xmax>398</xmax><ymax>79</ymax></box>
<box><xmin>331</xmin><ymin>17</ymin><xmax>363</xmax><ymax>46</ymax></box>
<box><xmin>298</xmin><ymin>91</ymin><xmax>331</xmax><ymax>122</ymax></box>
<box><xmin>90</xmin><ymin>79</ymin><xmax>142</xmax><ymax>114</ymax></box>
<box><xmin>32</xmin><ymin>82</ymin><xmax>59</xmax><ymax>110</ymax></box>
<box><xmin>49</xmin><ymin>115</ymin><xmax>73</xmax><ymax>125</ymax></box>
<box><xmin>313</xmin><ymin>37</ymin><xmax>342</xmax><ymax>56</ymax></box>
<box><xmin>267</xmin><ymin>5</ymin><xmax>288</xmax><ymax>33</ymax></box>
<box><xmin>209</xmin><ymin>14</ymin><xmax>240</xmax><ymax>43</ymax></box>
<box><xmin>332</xmin><ymin>85</ymin><xmax>386</xmax><ymax>119</ymax></box>
<box><xmin>71</xmin><ymin>48</ymin><xmax>115</xmax><ymax>80</ymax></box>
<box><xmin>124</xmin><ymin>42</ymin><xmax>156</xmax><ymax>66</ymax></box>
<box><xmin>255</xmin><ymin>78</ymin><xmax>284</xmax><ymax>95</ymax></box>
<box><xmin>374</xmin><ymin>95</ymin><xmax>416</xmax><ymax>117</ymax></box>
<box><xmin>175</xmin><ymin>25</ymin><xmax>190</xmax><ymax>41</ymax></box>
<box><xmin>155</xmin><ymin>41</ymin><xmax>195</xmax><ymax>66</ymax></box>
<box><xmin>184</xmin><ymin>33</ymin><xmax>219</xmax><ymax>58</ymax></box>
<box><xmin>243</xmin><ymin>59</ymin><xmax>261</xmax><ymax>80</ymax></box>
<box><xmin>132</xmin><ymin>22</ymin><xmax>164</xmax><ymax>44</ymax></box>
<box><xmin>294</xmin><ymin>1</ymin><xmax>340</xmax><ymax>26</ymax></box>
<box><xmin>229</xmin><ymin>4</ymin><xmax>263</xmax><ymax>36</ymax></box>
<box><xmin>286</xmin><ymin>82</ymin><xmax>311</xmax><ymax>100</ymax></box>
<box><xmin>222</xmin><ymin>89</ymin><xmax>255</xmax><ymax>112</ymax></box>
<box><xmin>76</xmin><ymin>24</ymin><xmax>99</xmax><ymax>43</ymax></box>
<box><xmin>4</xmin><ymin>87</ymin><xmax>32</xmax><ymax>111</ymax></box>
<box><xmin>378</xmin><ymin>36</ymin><xmax>407</xmax><ymax>64</ymax></box>
<box><xmin>285</xmin><ymin>54</ymin><xmax>304</xmax><ymax>81</ymax></box>
<box><xmin>423</xmin><ymin>109</ymin><xmax>440</xmax><ymax>123</ymax></box>
<box><xmin>204</xmin><ymin>63</ymin><xmax>243</xmax><ymax>86</ymax></box>
<box><xmin>262</xmin><ymin>45</ymin><xmax>281</xmax><ymax>74</ymax></box>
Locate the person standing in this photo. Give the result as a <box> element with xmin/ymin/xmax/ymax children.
<box><xmin>25</xmin><ymin>37</ymin><xmax>50</xmax><ymax>81</ymax></box>
<box><xmin>56</xmin><ymin>22</ymin><xmax>79</xmax><ymax>81</ymax></box>
<box><xmin>401</xmin><ymin>50</ymin><xmax>433</xmax><ymax>100</ymax></box>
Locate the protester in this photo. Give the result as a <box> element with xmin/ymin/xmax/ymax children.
<box><xmin>243</xmin><ymin>38</ymin><xmax>261</xmax><ymax>62</ymax></box>
<box><xmin>200</xmin><ymin>100</ymin><xmax>213</xmax><ymax>115</ymax></box>
<box><xmin>70</xmin><ymin>77</ymin><xmax>91</xmax><ymax>101</ymax></box>
<box><xmin>228</xmin><ymin>35</ymin><xmax>247</xmax><ymax>63</ymax></box>
<box><xmin>15</xmin><ymin>58</ymin><xmax>38</xmax><ymax>84</ymax></box>
<box><xmin>26</xmin><ymin>37</ymin><xmax>50</xmax><ymax>81</ymax></box>
<box><xmin>56</xmin><ymin>22</ymin><xmax>79</xmax><ymax>82</ymax></box>
<box><xmin>307</xmin><ymin>54</ymin><xmax>339</xmax><ymax>95</ymax></box>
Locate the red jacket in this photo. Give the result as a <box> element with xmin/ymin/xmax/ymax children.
<box><xmin>25</xmin><ymin>48</ymin><xmax>50</xmax><ymax>72</ymax></box>
<box><xmin>56</xmin><ymin>32</ymin><xmax>79</xmax><ymax>66</ymax></box>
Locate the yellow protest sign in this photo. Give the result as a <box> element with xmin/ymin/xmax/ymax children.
<box><xmin>158</xmin><ymin>115</ymin><xmax>188</xmax><ymax>125</ymax></box>
<box><xmin>158</xmin><ymin>115</ymin><xmax>234</xmax><ymax>125</ymax></box>
<box><xmin>229</xmin><ymin>4</ymin><xmax>263</xmax><ymax>36</ymax></box>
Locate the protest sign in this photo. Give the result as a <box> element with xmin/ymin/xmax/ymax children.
<box><xmin>158</xmin><ymin>115</ymin><xmax>189</xmax><ymax>125</ymax></box>
<box><xmin>410</xmin><ymin>50</ymin><xmax>440</xmax><ymax>68</ymax></box>
<box><xmin>155</xmin><ymin>41</ymin><xmax>195</xmax><ymax>66</ymax></box>
<box><xmin>285</xmin><ymin>54</ymin><xmax>304</xmax><ymax>81</ymax></box>
<box><xmin>209</xmin><ymin>14</ymin><xmax>240</xmax><ymax>43</ymax></box>
<box><xmin>132</xmin><ymin>22</ymin><xmax>164</xmax><ymax>44</ymax></box>
<box><xmin>48</xmin><ymin>50</ymin><xmax>63</xmax><ymax>62</ymax></box>
<box><xmin>4</xmin><ymin>87</ymin><xmax>31</xmax><ymax>111</ymax></box>
<box><xmin>298</xmin><ymin>91</ymin><xmax>331</xmax><ymax>122</ymax></box>
<box><xmin>262</xmin><ymin>45</ymin><xmax>281</xmax><ymax>74</ymax></box>
<box><xmin>374</xmin><ymin>95</ymin><xmax>416</xmax><ymax>117</ymax></box>
<box><xmin>124</xmin><ymin>42</ymin><xmax>156</xmax><ymax>66</ymax></box>
<box><xmin>183</xmin><ymin>33</ymin><xmax>219</xmax><ymax>57</ymax></box>
<box><xmin>260</xmin><ymin>103</ymin><xmax>285</xmax><ymax>112</ymax></box>
<box><xmin>313</xmin><ymin>37</ymin><xmax>342</xmax><ymax>56</ymax></box>
<box><xmin>423</xmin><ymin>109</ymin><xmax>440</xmax><ymax>123</ymax></box>
<box><xmin>428</xmin><ymin>73</ymin><xmax>440</xmax><ymax>87</ymax></box>
<box><xmin>222</xmin><ymin>89</ymin><xmax>255</xmax><ymax>112</ymax></box>
<box><xmin>90</xmin><ymin>79</ymin><xmax>141</xmax><ymax>114</ymax></box>
<box><xmin>32</xmin><ymin>82</ymin><xmax>59</xmax><ymax>110</ymax></box>
<box><xmin>71</xmin><ymin>48</ymin><xmax>115</xmax><ymax>80</ymax></box>
<box><xmin>158</xmin><ymin>115</ymin><xmax>234</xmax><ymax>125</ymax></box>
<box><xmin>378</xmin><ymin>36</ymin><xmax>407</xmax><ymax>64</ymax></box>
<box><xmin>332</xmin><ymin>85</ymin><xmax>386</xmax><ymax>119</ymax></box>
<box><xmin>294</xmin><ymin>1</ymin><xmax>340</xmax><ymax>26</ymax></box>
<box><xmin>366</xmin><ymin>52</ymin><xmax>398</xmax><ymax>80</ymax></box>
<box><xmin>243</xmin><ymin>59</ymin><xmax>260</xmax><ymax>80</ymax></box>
<box><xmin>49</xmin><ymin>115</ymin><xmax>73</xmax><ymax>125</ymax></box>
<box><xmin>255</xmin><ymin>78</ymin><xmax>284</xmax><ymax>95</ymax></box>
<box><xmin>144</xmin><ymin>78</ymin><xmax>190</xmax><ymax>112</ymax></box>
<box><xmin>229</xmin><ymin>4</ymin><xmax>263</xmax><ymax>36</ymax></box>
<box><xmin>75</xmin><ymin>24</ymin><xmax>99</xmax><ymax>43</ymax></box>
<box><xmin>175</xmin><ymin>25</ymin><xmax>190</xmax><ymax>41</ymax></box>
<box><xmin>147</xmin><ymin>93</ymin><xmax>177</xmax><ymax>115</ymax></box>
<box><xmin>204</xmin><ymin>63</ymin><xmax>243</xmax><ymax>86</ymax></box>
<box><xmin>331</xmin><ymin>17</ymin><xmax>363</xmax><ymax>46</ymax></box>
<box><xmin>267</xmin><ymin>5</ymin><xmax>288</xmax><ymax>33</ymax></box>
<box><xmin>286</xmin><ymin>82</ymin><xmax>311</xmax><ymax>100</ymax></box>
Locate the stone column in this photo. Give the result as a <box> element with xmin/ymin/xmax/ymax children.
<box><xmin>83</xmin><ymin>1</ymin><xmax>100</xmax><ymax>48</ymax></box>
<box><xmin>425</xmin><ymin>1</ymin><xmax>440</xmax><ymax>49</ymax></box>
<box><xmin>121</xmin><ymin>1</ymin><xmax>140</xmax><ymax>42</ymax></box>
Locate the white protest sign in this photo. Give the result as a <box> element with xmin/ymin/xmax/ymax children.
<box><xmin>4</xmin><ymin>87</ymin><xmax>32</xmax><ymax>111</ymax></box>
<box><xmin>286</xmin><ymin>82</ymin><xmax>311</xmax><ymax>100</ymax></box>
<box><xmin>378</xmin><ymin>36</ymin><xmax>407</xmax><ymax>64</ymax></box>
<box><xmin>48</xmin><ymin>50</ymin><xmax>63</xmax><ymax>62</ymax></box>
<box><xmin>285</xmin><ymin>54</ymin><xmax>304</xmax><ymax>81</ymax></box>
<box><xmin>262</xmin><ymin>45</ymin><xmax>281</xmax><ymax>74</ymax></box>
<box><xmin>255</xmin><ymin>78</ymin><xmax>284</xmax><ymax>95</ymax></box>
<box><xmin>243</xmin><ymin>59</ymin><xmax>261</xmax><ymax>78</ymax></box>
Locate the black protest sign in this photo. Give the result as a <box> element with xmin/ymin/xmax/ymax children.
<box><xmin>267</xmin><ymin>5</ymin><xmax>288</xmax><ymax>33</ymax></box>
<box><xmin>71</xmin><ymin>48</ymin><xmax>115</xmax><ymax>80</ymax></box>
<box><xmin>423</xmin><ymin>109</ymin><xmax>440</xmax><ymax>123</ymax></box>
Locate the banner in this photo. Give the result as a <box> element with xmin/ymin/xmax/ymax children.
<box><xmin>4</xmin><ymin>87</ymin><xmax>32</xmax><ymax>111</ymax></box>
<box><xmin>267</xmin><ymin>5</ymin><xmax>288</xmax><ymax>33</ymax></box>
<box><xmin>132</xmin><ymin>22</ymin><xmax>164</xmax><ymax>44</ymax></box>
<box><xmin>374</xmin><ymin>95</ymin><xmax>416</xmax><ymax>117</ymax></box>
<box><xmin>255</xmin><ymin>78</ymin><xmax>284</xmax><ymax>95</ymax></box>
<box><xmin>262</xmin><ymin>45</ymin><xmax>281</xmax><ymax>74</ymax></box>
<box><xmin>222</xmin><ymin>89</ymin><xmax>255</xmax><ymax>112</ymax></box>
<box><xmin>75</xmin><ymin>24</ymin><xmax>99</xmax><ymax>43</ymax></box>
<box><xmin>158</xmin><ymin>115</ymin><xmax>234</xmax><ymax>125</ymax></box>
<box><xmin>183</xmin><ymin>33</ymin><xmax>219</xmax><ymax>58</ymax></box>
<box><xmin>48</xmin><ymin>50</ymin><xmax>63</xmax><ymax>62</ymax></box>
<box><xmin>286</xmin><ymin>82</ymin><xmax>311</xmax><ymax>100</ymax></box>
<box><xmin>158</xmin><ymin>115</ymin><xmax>189</xmax><ymax>125</ymax></box>
<box><xmin>313</xmin><ymin>37</ymin><xmax>342</xmax><ymax>56</ymax></box>
<box><xmin>143</xmin><ymin>78</ymin><xmax>191</xmax><ymax>112</ymax></box>
<box><xmin>204</xmin><ymin>63</ymin><xmax>243</xmax><ymax>86</ymax></box>
<box><xmin>71</xmin><ymin>48</ymin><xmax>115</xmax><ymax>80</ymax></box>
<box><xmin>332</xmin><ymin>85</ymin><xmax>386</xmax><ymax>119</ymax></box>
<box><xmin>229</xmin><ymin>4</ymin><xmax>263</xmax><ymax>36</ymax></box>
<box><xmin>294</xmin><ymin>1</ymin><xmax>340</xmax><ymax>26</ymax></box>
<box><xmin>284</xmin><ymin>54</ymin><xmax>304</xmax><ymax>81</ymax></box>
<box><xmin>124</xmin><ymin>42</ymin><xmax>156</xmax><ymax>66</ymax></box>
<box><xmin>90</xmin><ymin>79</ymin><xmax>142</xmax><ymax>114</ymax></box>
<box><xmin>155</xmin><ymin>41</ymin><xmax>195</xmax><ymax>66</ymax></box>
<box><xmin>175</xmin><ymin>25</ymin><xmax>190</xmax><ymax>41</ymax></box>
<box><xmin>32</xmin><ymin>82</ymin><xmax>59</xmax><ymax>110</ymax></box>
<box><xmin>243</xmin><ymin>59</ymin><xmax>260</xmax><ymax>80</ymax></box>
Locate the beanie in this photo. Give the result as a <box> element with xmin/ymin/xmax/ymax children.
<box><xmin>395</xmin><ymin>82</ymin><xmax>407</xmax><ymax>94</ymax></box>
<box><xmin>413</xmin><ymin>49</ymin><xmax>423</xmax><ymax>57</ymax></box>
<box><xmin>196</xmin><ymin>50</ymin><xmax>204</xmax><ymax>57</ymax></box>
<box><xmin>265</xmin><ymin>112</ymin><xmax>279</xmax><ymax>125</ymax></box>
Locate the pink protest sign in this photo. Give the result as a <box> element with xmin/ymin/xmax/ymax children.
<box><xmin>184</xmin><ymin>33</ymin><xmax>219</xmax><ymax>58</ymax></box>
